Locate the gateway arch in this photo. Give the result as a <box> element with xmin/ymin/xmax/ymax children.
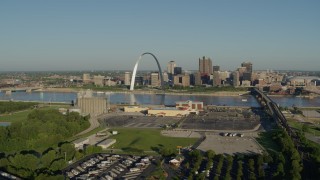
<box><xmin>130</xmin><ymin>52</ymin><xmax>164</xmax><ymax>91</ymax></box>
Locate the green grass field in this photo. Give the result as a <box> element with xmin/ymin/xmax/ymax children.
<box><xmin>110</xmin><ymin>128</ymin><xmax>198</xmax><ymax>151</ymax></box>
<box><xmin>287</xmin><ymin>119</ymin><xmax>320</xmax><ymax>136</ymax></box>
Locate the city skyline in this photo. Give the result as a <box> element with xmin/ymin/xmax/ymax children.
<box><xmin>1</xmin><ymin>0</ymin><xmax>320</xmax><ymax>71</ymax></box>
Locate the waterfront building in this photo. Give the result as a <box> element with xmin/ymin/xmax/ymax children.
<box><xmin>77</xmin><ymin>90</ymin><xmax>107</xmax><ymax>115</ymax></box>
<box><xmin>162</xmin><ymin>72</ymin><xmax>169</xmax><ymax>82</ymax></box>
<box><xmin>135</xmin><ymin>76</ymin><xmax>144</xmax><ymax>86</ymax></box>
<box><xmin>124</xmin><ymin>72</ymin><xmax>131</xmax><ymax>86</ymax></box>
<box><xmin>194</xmin><ymin>71</ymin><xmax>202</xmax><ymax>85</ymax></box>
<box><xmin>176</xmin><ymin>100</ymin><xmax>203</xmax><ymax>111</ymax></box>
<box><xmin>199</xmin><ymin>56</ymin><xmax>213</xmax><ymax>75</ymax></box>
<box><xmin>105</xmin><ymin>78</ymin><xmax>117</xmax><ymax>86</ymax></box>
<box><xmin>150</xmin><ymin>72</ymin><xmax>159</xmax><ymax>87</ymax></box>
<box><xmin>233</xmin><ymin>71</ymin><xmax>240</xmax><ymax>87</ymax></box>
<box><xmin>173</xmin><ymin>74</ymin><xmax>190</xmax><ymax>87</ymax></box>
<box><xmin>212</xmin><ymin>71</ymin><xmax>221</xmax><ymax>86</ymax></box>
<box><xmin>93</xmin><ymin>75</ymin><xmax>105</xmax><ymax>86</ymax></box>
<box><xmin>83</xmin><ymin>73</ymin><xmax>91</xmax><ymax>84</ymax></box>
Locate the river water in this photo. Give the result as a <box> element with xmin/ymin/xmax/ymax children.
<box><xmin>0</xmin><ymin>91</ymin><xmax>319</xmax><ymax>107</ymax></box>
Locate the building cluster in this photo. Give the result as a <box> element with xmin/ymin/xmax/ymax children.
<box><xmin>123</xmin><ymin>56</ymin><xmax>252</xmax><ymax>88</ymax></box>
<box><xmin>83</xmin><ymin>73</ymin><xmax>120</xmax><ymax>87</ymax></box>
<box><xmin>124</xmin><ymin>100</ymin><xmax>203</xmax><ymax>117</ymax></box>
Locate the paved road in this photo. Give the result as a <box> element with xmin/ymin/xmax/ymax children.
<box><xmin>75</xmin><ymin>114</ymin><xmax>100</xmax><ymax>136</ymax></box>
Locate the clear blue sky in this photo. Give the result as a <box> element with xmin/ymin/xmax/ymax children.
<box><xmin>0</xmin><ymin>0</ymin><xmax>319</xmax><ymax>71</ymax></box>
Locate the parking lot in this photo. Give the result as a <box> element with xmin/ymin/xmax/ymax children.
<box><xmin>180</xmin><ymin>108</ymin><xmax>261</xmax><ymax>130</ymax></box>
<box><xmin>101</xmin><ymin>114</ymin><xmax>181</xmax><ymax>128</ymax></box>
<box><xmin>64</xmin><ymin>153</ymin><xmax>158</xmax><ymax>180</ymax></box>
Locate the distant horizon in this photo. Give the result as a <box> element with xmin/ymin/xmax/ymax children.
<box><xmin>0</xmin><ymin>69</ymin><xmax>319</xmax><ymax>73</ymax></box>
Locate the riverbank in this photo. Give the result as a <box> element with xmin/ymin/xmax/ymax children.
<box><xmin>36</xmin><ymin>87</ymin><xmax>248</xmax><ymax>96</ymax></box>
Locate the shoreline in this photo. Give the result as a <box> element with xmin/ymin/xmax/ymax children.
<box><xmin>37</xmin><ymin>87</ymin><xmax>248</xmax><ymax>97</ymax></box>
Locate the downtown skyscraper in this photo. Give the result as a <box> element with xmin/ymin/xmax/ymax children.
<box><xmin>199</xmin><ymin>56</ymin><xmax>213</xmax><ymax>75</ymax></box>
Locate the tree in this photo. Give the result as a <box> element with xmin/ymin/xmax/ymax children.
<box><xmin>273</xmin><ymin>162</ymin><xmax>284</xmax><ymax>179</ymax></box>
<box><xmin>206</xmin><ymin>150</ymin><xmax>215</xmax><ymax>159</ymax></box>
<box><xmin>41</xmin><ymin>150</ymin><xmax>57</xmax><ymax>168</ymax></box>
<box><xmin>85</xmin><ymin>145</ymin><xmax>102</xmax><ymax>155</ymax></box>
<box><xmin>159</xmin><ymin>147</ymin><xmax>176</xmax><ymax>157</ymax></box>
<box><xmin>60</xmin><ymin>143</ymin><xmax>76</xmax><ymax>161</ymax></box>
<box><xmin>49</xmin><ymin>158</ymin><xmax>66</xmax><ymax>172</ymax></box>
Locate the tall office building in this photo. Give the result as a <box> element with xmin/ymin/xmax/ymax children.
<box><xmin>124</xmin><ymin>72</ymin><xmax>131</xmax><ymax>86</ymax></box>
<box><xmin>212</xmin><ymin>71</ymin><xmax>221</xmax><ymax>86</ymax></box>
<box><xmin>167</xmin><ymin>61</ymin><xmax>176</xmax><ymax>74</ymax></box>
<box><xmin>174</xmin><ymin>67</ymin><xmax>182</xmax><ymax>75</ymax></box>
<box><xmin>194</xmin><ymin>71</ymin><xmax>202</xmax><ymax>85</ymax></box>
<box><xmin>162</xmin><ymin>72</ymin><xmax>169</xmax><ymax>82</ymax></box>
<box><xmin>199</xmin><ymin>56</ymin><xmax>213</xmax><ymax>75</ymax></box>
<box><xmin>150</xmin><ymin>73</ymin><xmax>159</xmax><ymax>87</ymax></box>
<box><xmin>241</xmin><ymin>62</ymin><xmax>253</xmax><ymax>73</ymax></box>
<box><xmin>213</xmin><ymin>66</ymin><xmax>220</xmax><ymax>72</ymax></box>
<box><xmin>233</xmin><ymin>71</ymin><xmax>240</xmax><ymax>87</ymax></box>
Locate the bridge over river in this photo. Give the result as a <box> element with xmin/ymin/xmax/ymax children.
<box><xmin>0</xmin><ymin>87</ymin><xmax>42</xmax><ymax>94</ymax></box>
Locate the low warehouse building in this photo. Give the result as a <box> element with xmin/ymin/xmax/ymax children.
<box><xmin>148</xmin><ymin>108</ymin><xmax>190</xmax><ymax>117</ymax></box>
<box><xmin>96</xmin><ymin>139</ymin><xmax>116</xmax><ymax>149</ymax></box>
<box><xmin>124</xmin><ymin>106</ymin><xmax>149</xmax><ymax>113</ymax></box>
<box><xmin>73</xmin><ymin>138</ymin><xmax>89</xmax><ymax>150</ymax></box>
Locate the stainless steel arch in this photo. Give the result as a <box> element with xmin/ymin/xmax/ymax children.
<box><xmin>130</xmin><ymin>52</ymin><xmax>164</xmax><ymax>91</ymax></box>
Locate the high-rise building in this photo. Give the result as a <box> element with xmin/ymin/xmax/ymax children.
<box><xmin>212</xmin><ymin>71</ymin><xmax>221</xmax><ymax>87</ymax></box>
<box><xmin>162</xmin><ymin>72</ymin><xmax>169</xmax><ymax>82</ymax></box>
<box><xmin>194</xmin><ymin>71</ymin><xmax>202</xmax><ymax>85</ymax></box>
<box><xmin>213</xmin><ymin>66</ymin><xmax>220</xmax><ymax>72</ymax></box>
<box><xmin>233</xmin><ymin>71</ymin><xmax>240</xmax><ymax>87</ymax></box>
<box><xmin>124</xmin><ymin>72</ymin><xmax>131</xmax><ymax>86</ymax></box>
<box><xmin>241</xmin><ymin>62</ymin><xmax>253</xmax><ymax>73</ymax></box>
<box><xmin>243</xmin><ymin>72</ymin><xmax>252</xmax><ymax>81</ymax></box>
<box><xmin>199</xmin><ymin>56</ymin><xmax>213</xmax><ymax>75</ymax></box>
<box><xmin>150</xmin><ymin>73</ymin><xmax>159</xmax><ymax>87</ymax></box>
<box><xmin>167</xmin><ymin>61</ymin><xmax>176</xmax><ymax>74</ymax></box>
<box><xmin>167</xmin><ymin>61</ymin><xmax>176</xmax><ymax>81</ymax></box>
<box><xmin>174</xmin><ymin>67</ymin><xmax>182</xmax><ymax>75</ymax></box>
<box><xmin>135</xmin><ymin>76</ymin><xmax>144</xmax><ymax>86</ymax></box>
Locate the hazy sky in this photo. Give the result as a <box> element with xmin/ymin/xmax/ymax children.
<box><xmin>1</xmin><ymin>0</ymin><xmax>319</xmax><ymax>71</ymax></box>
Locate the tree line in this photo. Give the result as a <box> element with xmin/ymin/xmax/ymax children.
<box><xmin>0</xmin><ymin>101</ymin><xmax>37</xmax><ymax>114</ymax></box>
<box><xmin>0</xmin><ymin>109</ymin><xmax>92</xmax><ymax>179</ymax></box>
